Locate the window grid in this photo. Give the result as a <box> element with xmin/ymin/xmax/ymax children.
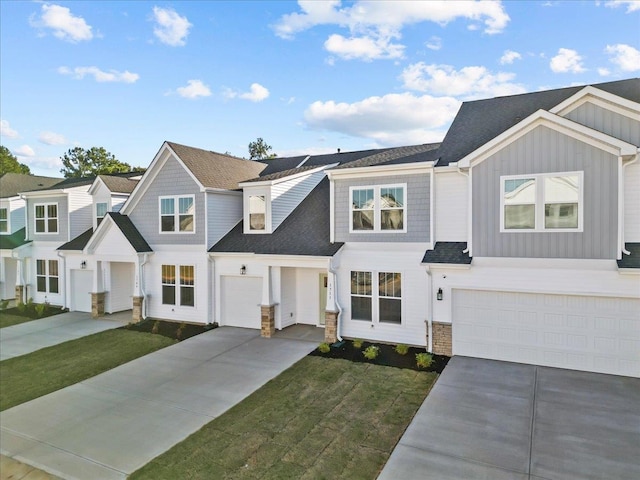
<box><xmin>159</xmin><ymin>196</ymin><xmax>195</xmax><ymax>233</ymax></box>
<box><xmin>0</xmin><ymin>207</ymin><xmax>7</xmax><ymax>233</ymax></box>
<box><xmin>161</xmin><ymin>264</ymin><xmax>176</xmax><ymax>305</ymax></box>
<box><xmin>162</xmin><ymin>264</ymin><xmax>195</xmax><ymax>307</ymax></box>
<box><xmin>35</xmin><ymin>203</ymin><xmax>58</xmax><ymax>233</ymax></box>
<box><xmin>96</xmin><ymin>202</ymin><xmax>108</xmax><ymax>225</ymax></box>
<box><xmin>36</xmin><ymin>259</ymin><xmax>59</xmax><ymax>294</ymax></box>
<box><xmin>350</xmin><ymin>271</ymin><xmax>402</xmax><ymax>325</ymax></box>
<box><xmin>350</xmin><ymin>184</ymin><xmax>406</xmax><ymax>233</ymax></box>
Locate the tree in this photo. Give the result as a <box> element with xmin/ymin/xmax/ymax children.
<box><xmin>60</xmin><ymin>147</ymin><xmax>132</xmax><ymax>178</ymax></box>
<box><xmin>248</xmin><ymin>137</ymin><xmax>277</xmax><ymax>160</ymax></box>
<box><xmin>0</xmin><ymin>145</ymin><xmax>31</xmax><ymax>175</ymax></box>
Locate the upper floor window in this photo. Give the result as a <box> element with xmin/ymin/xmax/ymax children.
<box><xmin>35</xmin><ymin>203</ymin><xmax>58</xmax><ymax>234</ymax></box>
<box><xmin>350</xmin><ymin>184</ymin><xmax>406</xmax><ymax>233</ymax></box>
<box><xmin>159</xmin><ymin>195</ymin><xmax>195</xmax><ymax>233</ymax></box>
<box><xmin>501</xmin><ymin>172</ymin><xmax>582</xmax><ymax>232</ymax></box>
<box><xmin>96</xmin><ymin>202</ymin><xmax>108</xmax><ymax>225</ymax></box>
<box><xmin>249</xmin><ymin>195</ymin><xmax>266</xmax><ymax>231</ymax></box>
<box><xmin>0</xmin><ymin>207</ymin><xmax>7</xmax><ymax>233</ymax></box>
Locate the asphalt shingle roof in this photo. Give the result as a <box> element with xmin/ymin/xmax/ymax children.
<box><xmin>57</xmin><ymin>228</ymin><xmax>93</xmax><ymax>251</ymax></box>
<box><xmin>422</xmin><ymin>242</ymin><xmax>472</xmax><ymax>265</ymax></box>
<box><xmin>0</xmin><ymin>228</ymin><xmax>30</xmax><ymax>250</ymax></box>
<box><xmin>242</xmin><ymin>165</ymin><xmax>324</xmax><ymax>183</ymax></box>
<box><xmin>108</xmin><ymin>212</ymin><xmax>152</xmax><ymax>252</ymax></box>
<box><xmin>98</xmin><ymin>175</ymin><xmax>139</xmax><ymax>193</ymax></box>
<box><xmin>210</xmin><ymin>177</ymin><xmax>343</xmax><ymax>257</ymax></box>
<box><xmin>0</xmin><ymin>173</ymin><xmax>61</xmax><ymax>198</ymax></box>
<box><xmin>617</xmin><ymin>243</ymin><xmax>640</xmax><ymax>269</ymax></box>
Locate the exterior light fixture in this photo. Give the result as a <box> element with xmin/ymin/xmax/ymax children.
<box><xmin>81</xmin><ymin>261</ymin><xmax>87</xmax><ymax>269</ymax></box>
<box><xmin>240</xmin><ymin>265</ymin><xmax>247</xmax><ymax>275</ymax></box>
<box><xmin>437</xmin><ymin>288</ymin><xmax>443</xmax><ymax>301</ymax></box>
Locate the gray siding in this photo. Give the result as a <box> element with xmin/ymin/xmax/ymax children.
<box><xmin>472</xmin><ymin>125</ymin><xmax>618</xmax><ymax>259</ymax></box>
<box><xmin>28</xmin><ymin>195</ymin><xmax>68</xmax><ymax>243</ymax></box>
<box><xmin>335</xmin><ymin>173</ymin><xmax>430</xmax><ymax>243</ymax></box>
<box><xmin>207</xmin><ymin>192</ymin><xmax>242</xmax><ymax>248</ymax></box>
<box><xmin>129</xmin><ymin>156</ymin><xmax>205</xmax><ymax>245</ymax></box>
<box><xmin>565</xmin><ymin>103</ymin><xmax>640</xmax><ymax>147</ymax></box>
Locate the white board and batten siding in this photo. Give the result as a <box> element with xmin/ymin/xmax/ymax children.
<box><xmin>434</xmin><ymin>170</ymin><xmax>468</xmax><ymax>241</ymax></box>
<box><xmin>109</xmin><ymin>262</ymin><xmax>134</xmax><ymax>312</ymax></box>
<box><xmin>67</xmin><ymin>186</ymin><xmax>94</xmax><ymax>239</ymax></box>
<box><xmin>220</xmin><ymin>275</ymin><xmax>262</xmax><ymax>329</ymax></box>
<box><xmin>624</xmin><ymin>161</ymin><xmax>640</xmax><ymax>241</ymax></box>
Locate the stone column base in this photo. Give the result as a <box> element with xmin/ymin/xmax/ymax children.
<box><xmin>261</xmin><ymin>305</ymin><xmax>275</xmax><ymax>338</ymax></box>
<box><xmin>432</xmin><ymin>321</ymin><xmax>452</xmax><ymax>356</ymax></box>
<box><xmin>91</xmin><ymin>292</ymin><xmax>105</xmax><ymax>318</ymax></box>
<box><xmin>132</xmin><ymin>296</ymin><xmax>144</xmax><ymax>323</ymax></box>
<box><xmin>324</xmin><ymin>311</ymin><xmax>338</xmax><ymax>344</ymax></box>
<box><xmin>15</xmin><ymin>285</ymin><xmax>24</xmax><ymax>304</ymax></box>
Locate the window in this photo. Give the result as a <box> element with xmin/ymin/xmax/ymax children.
<box><xmin>96</xmin><ymin>202</ymin><xmax>108</xmax><ymax>225</ymax></box>
<box><xmin>0</xmin><ymin>207</ymin><xmax>7</xmax><ymax>233</ymax></box>
<box><xmin>160</xmin><ymin>196</ymin><xmax>194</xmax><ymax>233</ymax></box>
<box><xmin>35</xmin><ymin>203</ymin><xmax>58</xmax><ymax>233</ymax></box>
<box><xmin>36</xmin><ymin>259</ymin><xmax>59</xmax><ymax>294</ymax></box>
<box><xmin>351</xmin><ymin>271</ymin><xmax>402</xmax><ymax>324</ymax></box>
<box><xmin>351</xmin><ymin>184</ymin><xmax>405</xmax><ymax>232</ymax></box>
<box><xmin>162</xmin><ymin>264</ymin><xmax>195</xmax><ymax>307</ymax></box>
<box><xmin>249</xmin><ymin>195</ymin><xmax>266</xmax><ymax>231</ymax></box>
<box><xmin>501</xmin><ymin>172</ymin><xmax>582</xmax><ymax>232</ymax></box>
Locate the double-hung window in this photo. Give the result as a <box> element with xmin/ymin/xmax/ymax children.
<box><xmin>249</xmin><ymin>195</ymin><xmax>266</xmax><ymax>231</ymax></box>
<box><xmin>160</xmin><ymin>195</ymin><xmax>195</xmax><ymax>233</ymax></box>
<box><xmin>0</xmin><ymin>207</ymin><xmax>8</xmax><ymax>233</ymax></box>
<box><xmin>162</xmin><ymin>264</ymin><xmax>195</xmax><ymax>307</ymax></box>
<box><xmin>35</xmin><ymin>203</ymin><xmax>58</xmax><ymax>233</ymax></box>
<box><xmin>351</xmin><ymin>271</ymin><xmax>402</xmax><ymax>324</ymax></box>
<box><xmin>351</xmin><ymin>184</ymin><xmax>406</xmax><ymax>232</ymax></box>
<box><xmin>350</xmin><ymin>271</ymin><xmax>372</xmax><ymax>321</ymax></box>
<box><xmin>96</xmin><ymin>202</ymin><xmax>108</xmax><ymax>225</ymax></box>
<box><xmin>501</xmin><ymin>172</ymin><xmax>582</xmax><ymax>232</ymax></box>
<box><xmin>36</xmin><ymin>259</ymin><xmax>59</xmax><ymax>294</ymax></box>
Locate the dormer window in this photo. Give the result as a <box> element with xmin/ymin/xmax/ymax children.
<box><xmin>249</xmin><ymin>195</ymin><xmax>266</xmax><ymax>231</ymax></box>
<box><xmin>96</xmin><ymin>202</ymin><xmax>108</xmax><ymax>225</ymax></box>
<box><xmin>0</xmin><ymin>207</ymin><xmax>7</xmax><ymax>233</ymax></box>
<box><xmin>159</xmin><ymin>195</ymin><xmax>195</xmax><ymax>233</ymax></box>
<box><xmin>35</xmin><ymin>203</ymin><xmax>58</xmax><ymax>234</ymax></box>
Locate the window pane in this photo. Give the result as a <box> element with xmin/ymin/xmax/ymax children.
<box><xmin>49</xmin><ymin>260</ymin><xmax>58</xmax><ymax>276</ymax></box>
<box><xmin>49</xmin><ymin>277</ymin><xmax>59</xmax><ymax>294</ymax></box>
<box><xmin>545</xmin><ymin>176</ymin><xmax>578</xmax><ymax>203</ymax></box>
<box><xmin>160</xmin><ymin>198</ymin><xmax>174</xmax><ymax>215</ymax></box>
<box><xmin>381</xmin><ymin>210</ymin><xmax>403</xmax><ymax>230</ymax></box>
<box><xmin>35</xmin><ymin>205</ymin><xmax>45</xmax><ymax>219</ymax></box>
<box><xmin>96</xmin><ymin>203</ymin><xmax>108</xmax><ymax>218</ymax></box>
<box><xmin>0</xmin><ymin>208</ymin><xmax>7</xmax><ymax>220</ymax></box>
<box><xmin>0</xmin><ymin>221</ymin><xmax>6</xmax><ymax>233</ymax></box>
<box><xmin>545</xmin><ymin>203</ymin><xmax>578</xmax><ymax>228</ymax></box>
<box><xmin>162</xmin><ymin>265</ymin><xmax>175</xmax><ymax>284</ymax></box>
<box><xmin>47</xmin><ymin>204</ymin><xmax>57</xmax><ymax>218</ymax></box>
<box><xmin>351</xmin><ymin>296</ymin><xmax>372</xmax><ymax>321</ymax></box>
<box><xmin>179</xmin><ymin>215</ymin><xmax>194</xmax><ymax>231</ymax></box>
<box><xmin>37</xmin><ymin>276</ymin><xmax>47</xmax><ymax>292</ymax></box>
<box><xmin>48</xmin><ymin>219</ymin><xmax>57</xmax><ymax>232</ymax></box>
<box><xmin>162</xmin><ymin>285</ymin><xmax>176</xmax><ymax>305</ymax></box>
<box><xmin>379</xmin><ymin>272</ymin><xmax>401</xmax><ymax>298</ymax></box>
<box><xmin>250</xmin><ymin>213</ymin><xmax>265</xmax><ymax>230</ymax></box>
<box><xmin>351</xmin><ymin>271</ymin><xmax>371</xmax><ymax>296</ymax></box>
<box><xmin>179</xmin><ymin>197</ymin><xmax>194</xmax><ymax>214</ymax></box>
<box><xmin>249</xmin><ymin>196</ymin><xmax>266</xmax><ymax>230</ymax></box>
<box><xmin>37</xmin><ymin>260</ymin><xmax>46</xmax><ymax>275</ymax></box>
<box><xmin>379</xmin><ymin>298</ymin><xmax>401</xmax><ymax>324</ymax></box>
<box><xmin>380</xmin><ymin>187</ymin><xmax>404</xmax><ymax>207</ymax></box>
<box><xmin>161</xmin><ymin>216</ymin><xmax>175</xmax><ymax>232</ymax></box>
<box><xmin>504</xmin><ymin>204</ymin><xmax>535</xmax><ymax>229</ymax></box>
<box><xmin>36</xmin><ymin>219</ymin><xmax>45</xmax><ymax>232</ymax></box>
<box><xmin>504</xmin><ymin>178</ymin><xmax>536</xmax><ymax>201</ymax></box>
<box><xmin>352</xmin><ymin>210</ymin><xmax>374</xmax><ymax>230</ymax></box>
<box><xmin>352</xmin><ymin>189</ymin><xmax>374</xmax><ymax>209</ymax></box>
<box><xmin>180</xmin><ymin>266</ymin><xmax>194</xmax><ymax>285</ymax></box>
<box><xmin>180</xmin><ymin>287</ymin><xmax>194</xmax><ymax>306</ymax></box>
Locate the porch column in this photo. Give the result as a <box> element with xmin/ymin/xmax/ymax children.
<box><xmin>91</xmin><ymin>261</ymin><xmax>105</xmax><ymax>318</ymax></box>
<box><xmin>261</xmin><ymin>266</ymin><xmax>275</xmax><ymax>338</ymax></box>
<box><xmin>132</xmin><ymin>256</ymin><xmax>144</xmax><ymax>323</ymax></box>
<box><xmin>324</xmin><ymin>271</ymin><xmax>339</xmax><ymax>343</ymax></box>
<box><xmin>14</xmin><ymin>258</ymin><xmax>24</xmax><ymax>304</ymax></box>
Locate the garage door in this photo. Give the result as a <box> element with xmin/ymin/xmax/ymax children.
<box><xmin>221</xmin><ymin>276</ymin><xmax>262</xmax><ymax>329</ymax></box>
<box><xmin>453</xmin><ymin>289</ymin><xmax>640</xmax><ymax>377</ymax></box>
<box><xmin>70</xmin><ymin>270</ymin><xmax>93</xmax><ymax>312</ymax></box>
<box><xmin>110</xmin><ymin>262</ymin><xmax>134</xmax><ymax>312</ymax></box>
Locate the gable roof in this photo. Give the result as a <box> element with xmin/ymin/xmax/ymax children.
<box><xmin>0</xmin><ymin>173</ymin><xmax>61</xmax><ymax>198</ymax></box>
<box><xmin>98</xmin><ymin>175</ymin><xmax>139</xmax><ymax>194</ymax></box>
<box><xmin>210</xmin><ymin>177</ymin><xmax>343</xmax><ymax>257</ymax></box>
<box><xmin>57</xmin><ymin>228</ymin><xmax>94</xmax><ymax>251</ymax></box>
<box><xmin>436</xmin><ymin>78</ymin><xmax>640</xmax><ymax>167</ymax></box>
<box><xmin>0</xmin><ymin>228</ymin><xmax>30</xmax><ymax>250</ymax></box>
<box><xmin>108</xmin><ymin>212</ymin><xmax>152</xmax><ymax>252</ymax></box>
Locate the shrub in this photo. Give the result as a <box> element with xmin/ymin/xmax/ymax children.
<box><xmin>151</xmin><ymin>321</ymin><xmax>160</xmax><ymax>335</ymax></box>
<box><xmin>395</xmin><ymin>344</ymin><xmax>409</xmax><ymax>355</ymax></box>
<box><xmin>35</xmin><ymin>303</ymin><xmax>47</xmax><ymax>317</ymax></box>
<box><xmin>352</xmin><ymin>339</ymin><xmax>364</xmax><ymax>349</ymax></box>
<box><xmin>416</xmin><ymin>352</ymin><xmax>434</xmax><ymax>369</ymax></box>
<box><xmin>16</xmin><ymin>302</ymin><xmax>27</xmax><ymax>314</ymax></box>
<box><xmin>363</xmin><ymin>345</ymin><xmax>380</xmax><ymax>360</ymax></box>
<box><xmin>0</xmin><ymin>299</ymin><xmax>9</xmax><ymax>310</ymax></box>
<box><xmin>318</xmin><ymin>342</ymin><xmax>331</xmax><ymax>354</ymax></box>
<box><xmin>176</xmin><ymin>323</ymin><xmax>186</xmax><ymax>340</ymax></box>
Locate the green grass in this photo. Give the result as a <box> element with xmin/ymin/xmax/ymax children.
<box><xmin>131</xmin><ymin>356</ymin><xmax>437</xmax><ymax>480</ymax></box>
<box><xmin>0</xmin><ymin>313</ymin><xmax>41</xmax><ymax>328</ymax></box>
<box><xmin>0</xmin><ymin>329</ymin><xmax>176</xmax><ymax>411</ymax></box>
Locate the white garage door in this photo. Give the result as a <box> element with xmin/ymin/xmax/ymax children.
<box><xmin>70</xmin><ymin>270</ymin><xmax>93</xmax><ymax>313</ymax></box>
<box><xmin>110</xmin><ymin>262</ymin><xmax>134</xmax><ymax>312</ymax></box>
<box><xmin>221</xmin><ymin>276</ymin><xmax>262</xmax><ymax>329</ymax></box>
<box><xmin>453</xmin><ymin>289</ymin><xmax>640</xmax><ymax>377</ymax></box>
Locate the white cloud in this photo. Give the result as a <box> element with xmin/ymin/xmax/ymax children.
<box><xmin>400</xmin><ymin>63</ymin><xmax>526</xmax><ymax>99</ymax></box>
<box><xmin>22</xmin><ymin>156</ymin><xmax>64</xmax><ymax>171</ymax></box>
<box><xmin>324</xmin><ymin>33</ymin><xmax>404</xmax><ymax>61</ymax></box>
<box><xmin>425</xmin><ymin>36</ymin><xmax>442</xmax><ymax>51</ymax></box>
<box><xmin>176</xmin><ymin>80</ymin><xmax>211</xmax><ymax>99</ymax></box>
<box><xmin>14</xmin><ymin>145</ymin><xmax>35</xmax><ymax>157</ymax></box>
<box><xmin>152</xmin><ymin>6</ymin><xmax>192</xmax><ymax>46</ymax></box>
<box><xmin>304</xmin><ymin>92</ymin><xmax>461</xmax><ymax>146</ymax></box>
<box><xmin>550</xmin><ymin>48</ymin><xmax>586</xmax><ymax>73</ymax></box>
<box><xmin>30</xmin><ymin>4</ymin><xmax>93</xmax><ymax>42</ymax></box>
<box><xmin>39</xmin><ymin>131</ymin><xmax>66</xmax><ymax>145</ymax></box>
<box><xmin>605</xmin><ymin>43</ymin><xmax>640</xmax><ymax>72</ymax></box>
<box><xmin>1</xmin><ymin>119</ymin><xmax>19</xmax><ymax>138</ymax></box>
<box><xmin>58</xmin><ymin>66</ymin><xmax>139</xmax><ymax>83</ymax></box>
<box><xmin>500</xmin><ymin>49</ymin><xmax>522</xmax><ymax>65</ymax></box>
<box><xmin>224</xmin><ymin>83</ymin><xmax>270</xmax><ymax>102</ymax></box>
<box><xmin>604</xmin><ymin>0</ymin><xmax>640</xmax><ymax>13</ymax></box>
<box><xmin>598</xmin><ymin>67</ymin><xmax>611</xmax><ymax>76</ymax></box>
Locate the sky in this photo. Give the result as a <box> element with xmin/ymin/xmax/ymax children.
<box><xmin>1</xmin><ymin>0</ymin><xmax>639</xmax><ymax>177</ymax></box>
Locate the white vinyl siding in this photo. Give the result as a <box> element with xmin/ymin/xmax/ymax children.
<box><xmin>624</xmin><ymin>161</ymin><xmax>640</xmax><ymax>241</ymax></box>
<box><xmin>434</xmin><ymin>171</ymin><xmax>468</xmax><ymax>242</ymax></box>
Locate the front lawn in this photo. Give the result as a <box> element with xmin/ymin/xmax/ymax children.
<box><xmin>0</xmin><ymin>304</ymin><xmax>65</xmax><ymax>328</ymax></box>
<box><xmin>131</xmin><ymin>356</ymin><xmax>437</xmax><ymax>480</ymax></box>
<box><xmin>0</xmin><ymin>329</ymin><xmax>176</xmax><ymax>411</ymax></box>
<box><xmin>0</xmin><ymin>313</ymin><xmax>42</xmax><ymax>328</ymax></box>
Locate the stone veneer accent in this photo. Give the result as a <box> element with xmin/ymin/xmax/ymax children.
<box><xmin>261</xmin><ymin>305</ymin><xmax>275</xmax><ymax>338</ymax></box>
<box><xmin>324</xmin><ymin>311</ymin><xmax>338</xmax><ymax>343</ymax></box>
<box><xmin>91</xmin><ymin>292</ymin><xmax>105</xmax><ymax>318</ymax></box>
<box><xmin>432</xmin><ymin>321</ymin><xmax>452</xmax><ymax>356</ymax></box>
<box><xmin>132</xmin><ymin>296</ymin><xmax>144</xmax><ymax>323</ymax></box>
<box><xmin>15</xmin><ymin>285</ymin><xmax>24</xmax><ymax>304</ymax></box>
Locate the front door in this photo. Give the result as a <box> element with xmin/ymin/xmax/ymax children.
<box><xmin>319</xmin><ymin>273</ymin><xmax>328</xmax><ymax>325</ymax></box>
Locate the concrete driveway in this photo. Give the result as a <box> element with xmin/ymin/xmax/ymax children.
<box><xmin>0</xmin><ymin>327</ymin><xmax>315</xmax><ymax>480</ymax></box>
<box><xmin>379</xmin><ymin>356</ymin><xmax>640</xmax><ymax>480</ymax></box>
<box><xmin>0</xmin><ymin>311</ymin><xmax>130</xmax><ymax>360</ymax></box>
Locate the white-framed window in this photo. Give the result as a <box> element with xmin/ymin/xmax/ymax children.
<box><xmin>249</xmin><ymin>195</ymin><xmax>266</xmax><ymax>231</ymax></box>
<box><xmin>36</xmin><ymin>259</ymin><xmax>59</xmax><ymax>294</ymax></box>
<box><xmin>161</xmin><ymin>264</ymin><xmax>195</xmax><ymax>307</ymax></box>
<box><xmin>350</xmin><ymin>270</ymin><xmax>402</xmax><ymax>325</ymax></box>
<box><xmin>96</xmin><ymin>202</ymin><xmax>108</xmax><ymax>225</ymax></box>
<box><xmin>350</xmin><ymin>184</ymin><xmax>406</xmax><ymax>233</ymax></box>
<box><xmin>0</xmin><ymin>207</ymin><xmax>8</xmax><ymax>233</ymax></box>
<box><xmin>159</xmin><ymin>195</ymin><xmax>195</xmax><ymax>233</ymax></box>
<box><xmin>34</xmin><ymin>203</ymin><xmax>58</xmax><ymax>234</ymax></box>
<box><xmin>501</xmin><ymin>172</ymin><xmax>583</xmax><ymax>232</ymax></box>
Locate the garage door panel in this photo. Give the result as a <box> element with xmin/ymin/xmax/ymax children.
<box><xmin>221</xmin><ymin>276</ymin><xmax>262</xmax><ymax>329</ymax></box>
<box><xmin>71</xmin><ymin>270</ymin><xmax>92</xmax><ymax>312</ymax></box>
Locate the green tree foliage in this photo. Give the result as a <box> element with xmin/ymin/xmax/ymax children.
<box><xmin>0</xmin><ymin>145</ymin><xmax>31</xmax><ymax>175</ymax></box>
<box><xmin>248</xmin><ymin>137</ymin><xmax>277</xmax><ymax>160</ymax></box>
<box><xmin>60</xmin><ymin>147</ymin><xmax>132</xmax><ymax>178</ymax></box>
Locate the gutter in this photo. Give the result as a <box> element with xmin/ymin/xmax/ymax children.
<box><xmin>456</xmin><ymin>164</ymin><xmax>471</xmax><ymax>254</ymax></box>
<box><xmin>328</xmin><ymin>256</ymin><xmax>343</xmax><ymax>342</ymax></box>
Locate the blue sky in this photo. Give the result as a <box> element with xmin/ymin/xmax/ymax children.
<box><xmin>1</xmin><ymin>1</ymin><xmax>639</xmax><ymax>177</ymax></box>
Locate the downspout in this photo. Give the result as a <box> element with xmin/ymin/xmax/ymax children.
<box><xmin>457</xmin><ymin>165</ymin><xmax>471</xmax><ymax>254</ymax></box>
<box><xmin>57</xmin><ymin>251</ymin><xmax>67</xmax><ymax>310</ymax></box>
<box><xmin>140</xmin><ymin>253</ymin><xmax>149</xmax><ymax>319</ymax></box>
<box><xmin>621</xmin><ymin>152</ymin><xmax>639</xmax><ymax>256</ymax></box>
<box><xmin>424</xmin><ymin>266</ymin><xmax>433</xmax><ymax>353</ymax></box>
<box><xmin>328</xmin><ymin>256</ymin><xmax>342</xmax><ymax>342</ymax></box>
<box><xmin>209</xmin><ymin>254</ymin><xmax>216</xmax><ymax>326</ymax></box>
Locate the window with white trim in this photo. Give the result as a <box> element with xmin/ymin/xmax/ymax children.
<box><xmin>36</xmin><ymin>259</ymin><xmax>59</xmax><ymax>294</ymax></box>
<box><xmin>249</xmin><ymin>195</ymin><xmax>266</xmax><ymax>231</ymax></box>
<box><xmin>501</xmin><ymin>172</ymin><xmax>582</xmax><ymax>232</ymax></box>
<box><xmin>351</xmin><ymin>184</ymin><xmax>406</xmax><ymax>232</ymax></box>
<box><xmin>378</xmin><ymin>272</ymin><xmax>402</xmax><ymax>324</ymax></box>
<box><xmin>35</xmin><ymin>203</ymin><xmax>58</xmax><ymax>233</ymax></box>
<box><xmin>351</xmin><ymin>271</ymin><xmax>372</xmax><ymax>321</ymax></box>
<box><xmin>159</xmin><ymin>195</ymin><xmax>195</xmax><ymax>233</ymax></box>
<box><xmin>0</xmin><ymin>207</ymin><xmax>8</xmax><ymax>233</ymax></box>
<box><xmin>96</xmin><ymin>202</ymin><xmax>108</xmax><ymax>225</ymax></box>
<box><xmin>162</xmin><ymin>264</ymin><xmax>195</xmax><ymax>307</ymax></box>
<box><xmin>351</xmin><ymin>270</ymin><xmax>402</xmax><ymax>324</ymax></box>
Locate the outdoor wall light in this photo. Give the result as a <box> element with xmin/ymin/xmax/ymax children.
<box><xmin>81</xmin><ymin>261</ymin><xmax>87</xmax><ymax>269</ymax></box>
<box><xmin>437</xmin><ymin>288</ymin><xmax>443</xmax><ymax>301</ymax></box>
<box><xmin>240</xmin><ymin>265</ymin><xmax>247</xmax><ymax>275</ymax></box>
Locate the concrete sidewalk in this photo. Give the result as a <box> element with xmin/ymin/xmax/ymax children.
<box><xmin>0</xmin><ymin>327</ymin><xmax>316</xmax><ymax>480</ymax></box>
<box><xmin>0</xmin><ymin>311</ymin><xmax>130</xmax><ymax>360</ymax></box>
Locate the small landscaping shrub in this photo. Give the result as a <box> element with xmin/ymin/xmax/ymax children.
<box><xmin>318</xmin><ymin>342</ymin><xmax>331</xmax><ymax>354</ymax></box>
<box><xmin>363</xmin><ymin>345</ymin><xmax>380</xmax><ymax>360</ymax></box>
<box><xmin>0</xmin><ymin>299</ymin><xmax>9</xmax><ymax>310</ymax></box>
<box><xmin>34</xmin><ymin>303</ymin><xmax>47</xmax><ymax>318</ymax></box>
<box><xmin>416</xmin><ymin>352</ymin><xmax>434</xmax><ymax>369</ymax></box>
<box><xmin>151</xmin><ymin>321</ymin><xmax>160</xmax><ymax>335</ymax></box>
<box><xmin>395</xmin><ymin>344</ymin><xmax>409</xmax><ymax>355</ymax></box>
<box><xmin>16</xmin><ymin>302</ymin><xmax>27</xmax><ymax>314</ymax></box>
<box><xmin>176</xmin><ymin>323</ymin><xmax>186</xmax><ymax>340</ymax></box>
<box><xmin>352</xmin><ymin>338</ymin><xmax>364</xmax><ymax>349</ymax></box>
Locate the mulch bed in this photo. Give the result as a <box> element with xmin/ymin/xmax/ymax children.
<box><xmin>121</xmin><ymin>319</ymin><xmax>214</xmax><ymax>341</ymax></box>
<box><xmin>2</xmin><ymin>305</ymin><xmax>65</xmax><ymax>319</ymax></box>
<box><xmin>309</xmin><ymin>339</ymin><xmax>449</xmax><ymax>373</ymax></box>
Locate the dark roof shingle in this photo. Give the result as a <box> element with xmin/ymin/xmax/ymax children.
<box><xmin>108</xmin><ymin>212</ymin><xmax>152</xmax><ymax>252</ymax></box>
<box><xmin>422</xmin><ymin>242</ymin><xmax>472</xmax><ymax>265</ymax></box>
<box><xmin>1</xmin><ymin>173</ymin><xmax>61</xmax><ymax>198</ymax></box>
<box><xmin>335</xmin><ymin>143</ymin><xmax>440</xmax><ymax>169</ymax></box>
<box><xmin>0</xmin><ymin>228</ymin><xmax>30</xmax><ymax>250</ymax></box>
<box><xmin>57</xmin><ymin>228</ymin><xmax>94</xmax><ymax>251</ymax></box>
<box><xmin>618</xmin><ymin>243</ymin><xmax>640</xmax><ymax>269</ymax></box>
